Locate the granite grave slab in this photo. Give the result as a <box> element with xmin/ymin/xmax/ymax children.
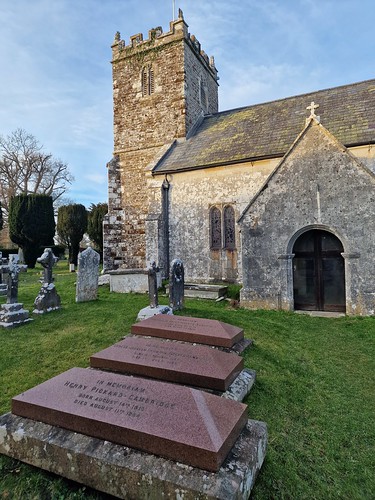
<box><xmin>12</xmin><ymin>367</ymin><xmax>248</xmax><ymax>472</ymax></box>
<box><xmin>131</xmin><ymin>315</ymin><xmax>244</xmax><ymax>348</ymax></box>
<box><xmin>90</xmin><ymin>336</ymin><xmax>244</xmax><ymax>391</ymax></box>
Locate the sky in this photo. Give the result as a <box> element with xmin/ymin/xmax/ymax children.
<box><xmin>0</xmin><ymin>0</ymin><xmax>374</xmax><ymax>207</ymax></box>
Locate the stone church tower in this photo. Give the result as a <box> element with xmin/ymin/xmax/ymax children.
<box><xmin>104</xmin><ymin>10</ymin><xmax>219</xmax><ymax>272</ymax></box>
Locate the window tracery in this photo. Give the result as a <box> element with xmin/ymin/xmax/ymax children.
<box><xmin>224</xmin><ymin>205</ymin><xmax>235</xmax><ymax>249</ymax></box>
<box><xmin>210</xmin><ymin>207</ymin><xmax>221</xmax><ymax>249</ymax></box>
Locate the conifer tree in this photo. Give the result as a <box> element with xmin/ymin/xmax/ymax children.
<box><xmin>8</xmin><ymin>194</ymin><xmax>55</xmax><ymax>267</ymax></box>
<box><xmin>87</xmin><ymin>203</ymin><xmax>108</xmax><ymax>259</ymax></box>
<box><xmin>57</xmin><ymin>204</ymin><xmax>87</xmax><ymax>266</ymax></box>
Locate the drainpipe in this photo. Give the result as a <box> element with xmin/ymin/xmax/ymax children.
<box><xmin>162</xmin><ymin>176</ymin><xmax>170</xmax><ymax>277</ymax></box>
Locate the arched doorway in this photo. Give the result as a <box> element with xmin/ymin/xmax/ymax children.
<box><xmin>293</xmin><ymin>229</ymin><xmax>345</xmax><ymax>312</ymax></box>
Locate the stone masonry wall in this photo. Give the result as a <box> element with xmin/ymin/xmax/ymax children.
<box><xmin>148</xmin><ymin>160</ymin><xmax>278</xmax><ymax>282</ymax></box>
<box><xmin>240</xmin><ymin>120</ymin><xmax>375</xmax><ymax>315</ymax></box>
<box><xmin>104</xmin><ymin>13</ymin><xmax>218</xmax><ymax>271</ymax></box>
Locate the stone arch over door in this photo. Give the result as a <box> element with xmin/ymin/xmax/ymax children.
<box><xmin>290</xmin><ymin>228</ymin><xmax>346</xmax><ymax>312</ymax></box>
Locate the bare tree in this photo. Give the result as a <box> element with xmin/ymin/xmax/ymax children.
<box><xmin>0</xmin><ymin>128</ymin><xmax>74</xmax><ymax>214</ymax></box>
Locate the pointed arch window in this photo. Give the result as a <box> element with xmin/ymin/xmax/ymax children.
<box><xmin>210</xmin><ymin>207</ymin><xmax>221</xmax><ymax>249</ymax></box>
<box><xmin>224</xmin><ymin>205</ymin><xmax>236</xmax><ymax>249</ymax></box>
<box><xmin>142</xmin><ymin>65</ymin><xmax>154</xmax><ymax>96</ymax></box>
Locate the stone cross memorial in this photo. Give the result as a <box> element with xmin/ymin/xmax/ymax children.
<box><xmin>148</xmin><ymin>261</ymin><xmax>159</xmax><ymax>308</ymax></box>
<box><xmin>76</xmin><ymin>247</ymin><xmax>100</xmax><ymax>302</ymax></box>
<box><xmin>136</xmin><ymin>261</ymin><xmax>172</xmax><ymax>321</ymax></box>
<box><xmin>0</xmin><ymin>254</ymin><xmax>31</xmax><ymax>327</ymax></box>
<box><xmin>33</xmin><ymin>248</ymin><xmax>61</xmax><ymax>314</ymax></box>
<box><xmin>169</xmin><ymin>258</ymin><xmax>184</xmax><ymax>311</ymax></box>
<box><xmin>2</xmin><ymin>254</ymin><xmax>27</xmax><ymax>304</ymax></box>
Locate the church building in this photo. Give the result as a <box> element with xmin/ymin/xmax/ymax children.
<box><xmin>103</xmin><ymin>10</ymin><xmax>375</xmax><ymax>316</ymax></box>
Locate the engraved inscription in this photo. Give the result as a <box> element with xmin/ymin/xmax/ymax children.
<box><xmin>64</xmin><ymin>377</ymin><xmax>176</xmax><ymax>419</ymax></box>
<box><xmin>159</xmin><ymin>316</ymin><xmax>218</xmax><ymax>333</ymax></box>
<box><xmin>114</xmin><ymin>341</ymin><xmax>199</xmax><ymax>367</ymax></box>
<box><xmin>131</xmin><ymin>315</ymin><xmax>244</xmax><ymax>348</ymax></box>
<box><xmin>90</xmin><ymin>336</ymin><xmax>244</xmax><ymax>391</ymax></box>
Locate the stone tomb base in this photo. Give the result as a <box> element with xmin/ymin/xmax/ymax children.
<box><xmin>0</xmin><ymin>413</ymin><xmax>267</xmax><ymax>500</ymax></box>
<box><xmin>0</xmin><ymin>303</ymin><xmax>32</xmax><ymax>328</ymax></box>
<box><xmin>109</xmin><ymin>269</ymin><xmax>162</xmax><ymax>293</ymax></box>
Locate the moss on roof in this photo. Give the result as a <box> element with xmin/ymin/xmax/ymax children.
<box><xmin>154</xmin><ymin>79</ymin><xmax>375</xmax><ymax>173</ymax></box>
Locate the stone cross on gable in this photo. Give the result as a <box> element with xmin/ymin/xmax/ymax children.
<box><xmin>1</xmin><ymin>255</ymin><xmax>27</xmax><ymax>304</ymax></box>
<box><xmin>306</xmin><ymin>101</ymin><xmax>319</xmax><ymax>118</ymax></box>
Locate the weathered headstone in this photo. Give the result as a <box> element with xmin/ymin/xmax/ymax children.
<box><xmin>17</xmin><ymin>247</ymin><xmax>24</xmax><ymax>264</ymax></box>
<box><xmin>90</xmin><ymin>336</ymin><xmax>244</xmax><ymax>391</ymax></box>
<box><xmin>136</xmin><ymin>261</ymin><xmax>172</xmax><ymax>321</ymax></box>
<box><xmin>132</xmin><ymin>315</ymin><xmax>244</xmax><ymax>348</ymax></box>
<box><xmin>12</xmin><ymin>367</ymin><xmax>248</xmax><ymax>472</ymax></box>
<box><xmin>33</xmin><ymin>248</ymin><xmax>61</xmax><ymax>314</ymax></box>
<box><xmin>0</xmin><ymin>252</ymin><xmax>7</xmax><ymax>296</ymax></box>
<box><xmin>76</xmin><ymin>247</ymin><xmax>100</xmax><ymax>302</ymax></box>
<box><xmin>0</xmin><ymin>255</ymin><xmax>31</xmax><ymax>327</ymax></box>
<box><xmin>169</xmin><ymin>258</ymin><xmax>184</xmax><ymax>311</ymax></box>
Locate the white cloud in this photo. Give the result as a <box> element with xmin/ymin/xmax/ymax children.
<box><xmin>0</xmin><ymin>0</ymin><xmax>373</xmax><ymax>207</ymax></box>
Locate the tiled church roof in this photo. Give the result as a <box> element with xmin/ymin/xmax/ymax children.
<box><xmin>154</xmin><ymin>79</ymin><xmax>375</xmax><ymax>173</ymax></box>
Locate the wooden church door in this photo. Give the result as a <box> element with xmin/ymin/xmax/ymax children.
<box><xmin>293</xmin><ymin>230</ymin><xmax>345</xmax><ymax>312</ymax></box>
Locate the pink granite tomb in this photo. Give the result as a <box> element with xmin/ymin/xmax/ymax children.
<box><xmin>131</xmin><ymin>315</ymin><xmax>244</xmax><ymax>348</ymax></box>
<box><xmin>12</xmin><ymin>367</ymin><xmax>248</xmax><ymax>472</ymax></box>
<box><xmin>90</xmin><ymin>336</ymin><xmax>244</xmax><ymax>391</ymax></box>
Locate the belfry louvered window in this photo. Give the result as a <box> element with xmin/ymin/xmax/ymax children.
<box><xmin>224</xmin><ymin>205</ymin><xmax>235</xmax><ymax>249</ymax></box>
<box><xmin>210</xmin><ymin>207</ymin><xmax>222</xmax><ymax>249</ymax></box>
<box><xmin>142</xmin><ymin>66</ymin><xmax>154</xmax><ymax>96</ymax></box>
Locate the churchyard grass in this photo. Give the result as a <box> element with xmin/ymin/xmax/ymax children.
<box><xmin>0</xmin><ymin>262</ymin><xmax>374</xmax><ymax>499</ymax></box>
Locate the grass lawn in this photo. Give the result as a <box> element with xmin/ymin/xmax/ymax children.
<box><xmin>0</xmin><ymin>262</ymin><xmax>374</xmax><ymax>499</ymax></box>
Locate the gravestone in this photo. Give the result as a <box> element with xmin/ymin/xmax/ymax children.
<box><xmin>148</xmin><ymin>261</ymin><xmax>159</xmax><ymax>307</ymax></box>
<box><xmin>169</xmin><ymin>258</ymin><xmax>184</xmax><ymax>311</ymax></box>
<box><xmin>0</xmin><ymin>255</ymin><xmax>31</xmax><ymax>327</ymax></box>
<box><xmin>76</xmin><ymin>247</ymin><xmax>100</xmax><ymax>302</ymax></box>
<box><xmin>132</xmin><ymin>314</ymin><xmax>244</xmax><ymax>348</ymax></box>
<box><xmin>11</xmin><ymin>367</ymin><xmax>248</xmax><ymax>472</ymax></box>
<box><xmin>90</xmin><ymin>336</ymin><xmax>244</xmax><ymax>391</ymax></box>
<box><xmin>1</xmin><ymin>311</ymin><xmax>266</xmax><ymax>498</ymax></box>
<box><xmin>136</xmin><ymin>261</ymin><xmax>172</xmax><ymax>321</ymax></box>
<box><xmin>33</xmin><ymin>248</ymin><xmax>61</xmax><ymax>314</ymax></box>
<box><xmin>0</xmin><ymin>252</ymin><xmax>7</xmax><ymax>296</ymax></box>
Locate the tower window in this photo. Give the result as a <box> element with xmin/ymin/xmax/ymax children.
<box><xmin>142</xmin><ymin>66</ymin><xmax>154</xmax><ymax>96</ymax></box>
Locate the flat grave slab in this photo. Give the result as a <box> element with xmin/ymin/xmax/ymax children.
<box><xmin>90</xmin><ymin>336</ymin><xmax>244</xmax><ymax>391</ymax></box>
<box><xmin>11</xmin><ymin>367</ymin><xmax>248</xmax><ymax>472</ymax></box>
<box><xmin>131</xmin><ymin>315</ymin><xmax>244</xmax><ymax>348</ymax></box>
<box><xmin>0</xmin><ymin>413</ymin><xmax>267</xmax><ymax>499</ymax></box>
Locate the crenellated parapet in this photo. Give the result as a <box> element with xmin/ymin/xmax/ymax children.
<box><xmin>112</xmin><ymin>9</ymin><xmax>218</xmax><ymax>82</ymax></box>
